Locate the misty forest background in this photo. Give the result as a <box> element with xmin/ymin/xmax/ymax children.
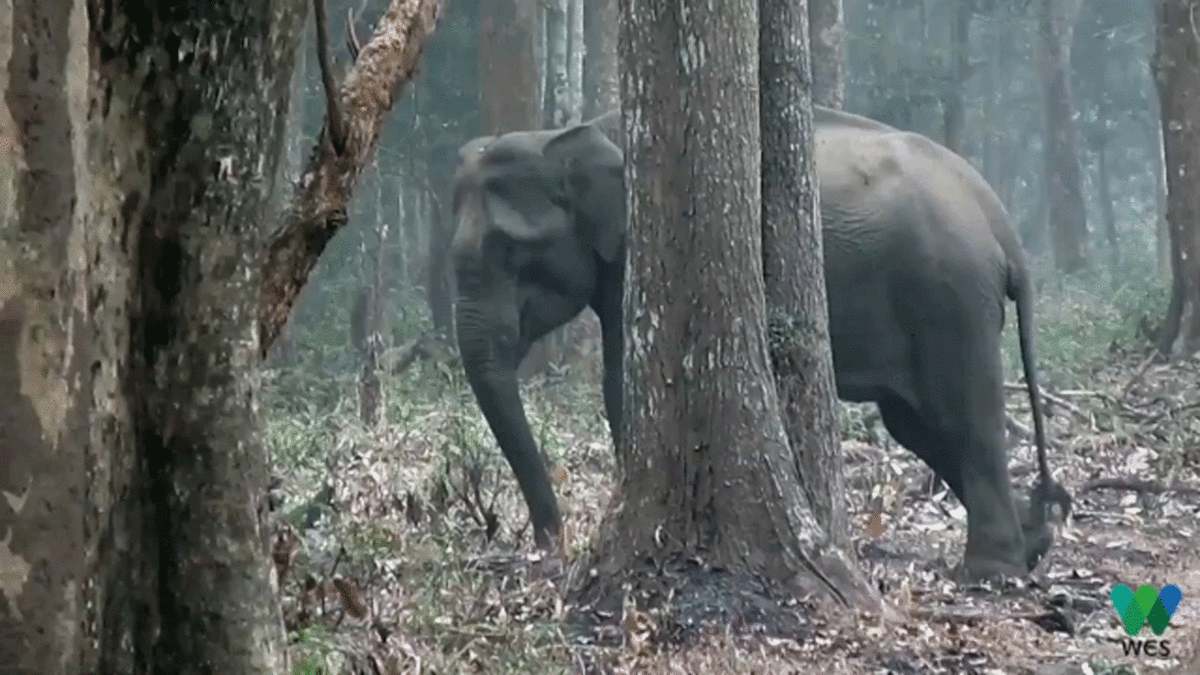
<box><xmin>271</xmin><ymin>0</ymin><xmax>1168</xmax><ymax>413</ymax></box>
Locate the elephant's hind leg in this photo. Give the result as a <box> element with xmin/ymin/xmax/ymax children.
<box><xmin>923</xmin><ymin>332</ymin><xmax>1027</xmax><ymax>579</ymax></box>
<box><xmin>877</xmin><ymin>394</ymin><xmax>962</xmax><ymax>499</ymax></box>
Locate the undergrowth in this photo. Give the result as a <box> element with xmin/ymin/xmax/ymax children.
<box><xmin>264</xmin><ymin>256</ymin><xmax>1174</xmax><ymax>674</ymax></box>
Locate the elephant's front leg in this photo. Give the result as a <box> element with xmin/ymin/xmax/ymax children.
<box><xmin>455</xmin><ymin>294</ymin><xmax>561</xmax><ymax>551</ymax></box>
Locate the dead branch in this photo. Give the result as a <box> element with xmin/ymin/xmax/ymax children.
<box><xmin>258</xmin><ymin>0</ymin><xmax>443</xmax><ymax>358</ymax></box>
<box><xmin>1004</xmin><ymin>382</ymin><xmax>1090</xmax><ymax>421</ymax></box>
<box><xmin>1005</xmin><ymin>413</ymin><xmax>1064</xmax><ymax>450</ymax></box>
<box><xmin>314</xmin><ymin>0</ymin><xmax>348</xmax><ymax>154</ymax></box>
<box><xmin>1083</xmin><ymin>477</ymin><xmax>1200</xmax><ymax>498</ymax></box>
<box><xmin>346</xmin><ymin>9</ymin><xmax>362</xmax><ymax>61</ymax></box>
<box><xmin>1120</xmin><ymin>349</ymin><xmax>1161</xmax><ymax>400</ymax></box>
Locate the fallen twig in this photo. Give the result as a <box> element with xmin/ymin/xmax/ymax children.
<box><xmin>1005</xmin><ymin>383</ymin><xmax>1091</xmax><ymax>421</ymax></box>
<box><xmin>1121</xmin><ymin>349</ymin><xmax>1161</xmax><ymax>400</ymax></box>
<box><xmin>1083</xmin><ymin>477</ymin><xmax>1200</xmax><ymax>498</ymax></box>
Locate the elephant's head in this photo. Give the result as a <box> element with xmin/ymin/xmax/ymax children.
<box><xmin>448</xmin><ymin>115</ymin><xmax>625</xmax><ymax>551</ymax></box>
<box><xmin>451</xmin><ymin>118</ymin><xmax>624</xmax><ymax>268</ymax></box>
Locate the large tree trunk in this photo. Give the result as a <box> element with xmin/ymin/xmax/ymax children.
<box><xmin>480</xmin><ymin>0</ymin><xmax>541</xmax><ymax>133</ymax></box>
<box><xmin>808</xmin><ymin>0</ymin><xmax>845</xmax><ymax>108</ymax></box>
<box><xmin>2</xmin><ymin>0</ymin><xmax>306</xmax><ymax>671</ymax></box>
<box><xmin>1038</xmin><ymin>0</ymin><xmax>1088</xmax><ymax>273</ymax></box>
<box><xmin>583</xmin><ymin>0</ymin><xmax>619</xmax><ymax>118</ymax></box>
<box><xmin>480</xmin><ymin>0</ymin><xmax>560</xmax><ymax>379</ymax></box>
<box><xmin>0</xmin><ymin>1</ymin><xmax>94</xmax><ymax>669</ymax></box>
<box><xmin>1154</xmin><ymin>0</ymin><xmax>1200</xmax><ymax>358</ymax></box>
<box><xmin>599</xmin><ymin>0</ymin><xmax>870</xmax><ymax>606</ymax></box>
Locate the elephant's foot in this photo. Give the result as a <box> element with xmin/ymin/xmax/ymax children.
<box><xmin>957</xmin><ymin>553</ymin><xmax>1029</xmax><ymax>584</ymax></box>
<box><xmin>528</xmin><ymin>527</ymin><xmax>567</xmax><ymax>583</ymax></box>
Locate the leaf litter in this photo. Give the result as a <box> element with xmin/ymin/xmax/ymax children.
<box><xmin>266</xmin><ymin>343</ymin><xmax>1199</xmax><ymax>674</ymax></box>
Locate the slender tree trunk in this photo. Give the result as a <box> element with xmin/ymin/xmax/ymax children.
<box><xmin>1038</xmin><ymin>0</ymin><xmax>1088</xmax><ymax>273</ymax></box>
<box><xmin>1094</xmin><ymin>141</ymin><xmax>1119</xmax><ymax>273</ymax></box>
<box><xmin>942</xmin><ymin>0</ymin><xmax>971</xmax><ymax>154</ymax></box>
<box><xmin>599</xmin><ymin>0</ymin><xmax>870</xmax><ymax>607</ymax></box>
<box><xmin>1154</xmin><ymin>0</ymin><xmax>1200</xmax><ymax>358</ymax></box>
<box><xmin>761</xmin><ymin>0</ymin><xmax>856</xmax><ymax>559</ymax></box>
<box><xmin>2</xmin><ymin>0</ymin><xmax>306</xmax><ymax>671</ymax></box>
<box><xmin>427</xmin><ymin>181</ymin><xmax>456</xmax><ymax>336</ymax></box>
<box><xmin>358</xmin><ymin>173</ymin><xmax>391</xmax><ymax>427</ymax></box>
<box><xmin>543</xmin><ymin>0</ymin><xmax>570</xmax><ymax>127</ymax></box>
<box><xmin>584</xmin><ymin>0</ymin><xmax>619</xmax><ymax>117</ymax></box>
<box><xmin>1155</xmin><ymin>115</ymin><xmax>1172</xmax><ymax>282</ymax></box>
<box><xmin>568</xmin><ymin>0</ymin><xmax>585</xmax><ymax>123</ymax></box>
<box><xmin>808</xmin><ymin>0</ymin><xmax>845</xmax><ymax>108</ymax></box>
<box><xmin>981</xmin><ymin>20</ymin><xmax>997</xmax><ymax>189</ymax></box>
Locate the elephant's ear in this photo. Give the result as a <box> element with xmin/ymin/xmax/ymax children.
<box><xmin>544</xmin><ymin>122</ymin><xmax>625</xmax><ymax>263</ymax></box>
<box><xmin>459</xmin><ymin>135</ymin><xmax>494</xmax><ymax>162</ymax></box>
<box><xmin>584</xmin><ymin>110</ymin><xmax>623</xmax><ymax>152</ymax></box>
<box><xmin>477</xmin><ymin>148</ymin><xmax>572</xmax><ymax>246</ymax></box>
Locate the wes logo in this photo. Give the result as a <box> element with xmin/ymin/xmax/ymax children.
<box><xmin>1110</xmin><ymin>584</ymin><xmax>1182</xmax><ymax>657</ymax></box>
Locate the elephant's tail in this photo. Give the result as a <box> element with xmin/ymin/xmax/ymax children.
<box><xmin>1010</xmin><ymin>269</ymin><xmax>1050</xmax><ymax>484</ymax></box>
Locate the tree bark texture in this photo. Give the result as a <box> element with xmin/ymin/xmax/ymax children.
<box><xmin>1154</xmin><ymin>0</ymin><xmax>1200</xmax><ymax>358</ymax></box>
<box><xmin>808</xmin><ymin>0</ymin><xmax>845</xmax><ymax>109</ymax></box>
<box><xmin>258</xmin><ymin>0</ymin><xmax>443</xmax><ymax>356</ymax></box>
<box><xmin>3</xmin><ymin>0</ymin><xmax>309</xmax><ymax>671</ymax></box>
<box><xmin>760</xmin><ymin>0</ymin><xmax>848</xmax><ymax>552</ymax></box>
<box><xmin>1</xmin><ymin>0</ymin><xmax>93</xmax><ymax>669</ymax></box>
<box><xmin>583</xmin><ymin>0</ymin><xmax>619</xmax><ymax>118</ymax></box>
<box><xmin>603</xmin><ymin>0</ymin><xmax>867</xmax><ymax>606</ymax></box>
<box><xmin>1037</xmin><ymin>0</ymin><xmax>1088</xmax><ymax>273</ymax></box>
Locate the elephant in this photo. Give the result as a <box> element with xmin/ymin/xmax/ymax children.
<box><xmin>447</xmin><ymin>105</ymin><xmax>1071</xmax><ymax>581</ymax></box>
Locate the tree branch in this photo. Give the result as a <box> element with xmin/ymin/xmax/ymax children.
<box><xmin>346</xmin><ymin>9</ymin><xmax>362</xmax><ymax>62</ymax></box>
<box><xmin>258</xmin><ymin>0</ymin><xmax>443</xmax><ymax>358</ymax></box>
<box><xmin>314</xmin><ymin>0</ymin><xmax>348</xmax><ymax>155</ymax></box>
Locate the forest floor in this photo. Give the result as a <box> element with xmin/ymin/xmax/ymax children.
<box><xmin>267</xmin><ymin>294</ymin><xmax>1200</xmax><ymax>674</ymax></box>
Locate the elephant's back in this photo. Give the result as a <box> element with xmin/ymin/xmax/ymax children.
<box><xmin>816</xmin><ymin>122</ymin><xmax>1005</xmax><ymax>272</ymax></box>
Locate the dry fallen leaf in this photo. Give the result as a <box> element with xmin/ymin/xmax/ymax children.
<box><xmin>867</xmin><ymin>511</ymin><xmax>888</xmax><ymax>539</ymax></box>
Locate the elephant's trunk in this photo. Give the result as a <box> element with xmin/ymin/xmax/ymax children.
<box><xmin>453</xmin><ymin>277</ymin><xmax>561</xmax><ymax>550</ymax></box>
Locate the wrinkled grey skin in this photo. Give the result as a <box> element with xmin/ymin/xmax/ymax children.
<box><xmin>449</xmin><ymin>106</ymin><xmax>1067</xmax><ymax>580</ymax></box>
